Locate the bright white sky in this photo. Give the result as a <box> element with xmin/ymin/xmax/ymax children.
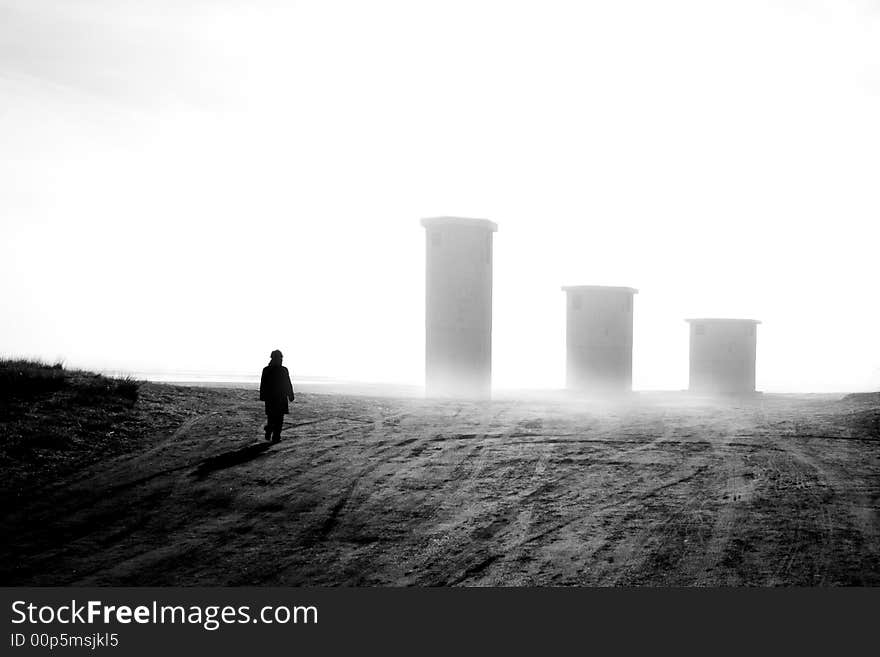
<box><xmin>1</xmin><ymin>0</ymin><xmax>878</xmax><ymax>392</ymax></box>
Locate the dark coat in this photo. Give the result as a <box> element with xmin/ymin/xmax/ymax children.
<box><xmin>260</xmin><ymin>364</ymin><xmax>294</xmax><ymax>415</ymax></box>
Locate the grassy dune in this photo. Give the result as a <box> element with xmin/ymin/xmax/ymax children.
<box><xmin>1</xmin><ymin>360</ymin><xmax>208</xmax><ymax>504</ymax></box>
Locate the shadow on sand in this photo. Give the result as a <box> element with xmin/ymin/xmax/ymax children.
<box><xmin>192</xmin><ymin>442</ymin><xmax>273</xmax><ymax>478</ymax></box>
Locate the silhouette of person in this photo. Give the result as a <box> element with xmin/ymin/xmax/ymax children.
<box><xmin>259</xmin><ymin>349</ymin><xmax>294</xmax><ymax>442</ymax></box>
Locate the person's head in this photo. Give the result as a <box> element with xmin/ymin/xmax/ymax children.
<box><xmin>269</xmin><ymin>349</ymin><xmax>283</xmax><ymax>365</ymax></box>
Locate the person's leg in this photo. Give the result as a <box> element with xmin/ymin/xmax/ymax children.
<box><xmin>271</xmin><ymin>412</ymin><xmax>283</xmax><ymax>442</ymax></box>
<box><xmin>264</xmin><ymin>409</ymin><xmax>273</xmax><ymax>441</ymax></box>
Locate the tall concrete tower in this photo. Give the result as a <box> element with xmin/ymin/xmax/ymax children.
<box><xmin>686</xmin><ymin>318</ymin><xmax>760</xmax><ymax>394</ymax></box>
<box><xmin>421</xmin><ymin>217</ymin><xmax>497</xmax><ymax>398</ymax></box>
<box><xmin>562</xmin><ymin>285</ymin><xmax>638</xmax><ymax>394</ymax></box>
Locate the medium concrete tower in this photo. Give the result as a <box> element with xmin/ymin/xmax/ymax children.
<box><xmin>562</xmin><ymin>285</ymin><xmax>638</xmax><ymax>394</ymax></box>
<box><xmin>686</xmin><ymin>318</ymin><xmax>760</xmax><ymax>394</ymax></box>
<box><xmin>421</xmin><ymin>217</ymin><xmax>497</xmax><ymax>398</ymax></box>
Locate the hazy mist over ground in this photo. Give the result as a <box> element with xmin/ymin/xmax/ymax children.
<box><xmin>2</xmin><ymin>0</ymin><xmax>879</xmax><ymax>391</ymax></box>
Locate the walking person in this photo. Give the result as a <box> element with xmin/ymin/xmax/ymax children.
<box><xmin>259</xmin><ymin>349</ymin><xmax>294</xmax><ymax>442</ymax></box>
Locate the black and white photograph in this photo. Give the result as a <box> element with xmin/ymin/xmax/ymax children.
<box><xmin>2</xmin><ymin>0</ymin><xmax>879</xmax><ymax>607</ymax></box>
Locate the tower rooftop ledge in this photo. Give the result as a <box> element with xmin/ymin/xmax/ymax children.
<box><xmin>685</xmin><ymin>318</ymin><xmax>761</xmax><ymax>324</ymax></box>
<box><xmin>421</xmin><ymin>217</ymin><xmax>497</xmax><ymax>231</ymax></box>
<box><xmin>561</xmin><ymin>285</ymin><xmax>638</xmax><ymax>294</ymax></box>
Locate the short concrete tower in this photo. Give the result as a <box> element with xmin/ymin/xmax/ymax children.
<box><xmin>421</xmin><ymin>217</ymin><xmax>497</xmax><ymax>398</ymax></box>
<box><xmin>686</xmin><ymin>318</ymin><xmax>760</xmax><ymax>394</ymax></box>
<box><xmin>562</xmin><ymin>285</ymin><xmax>638</xmax><ymax>394</ymax></box>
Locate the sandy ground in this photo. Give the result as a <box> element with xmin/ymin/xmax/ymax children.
<box><xmin>1</xmin><ymin>385</ymin><xmax>878</xmax><ymax>586</ymax></box>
